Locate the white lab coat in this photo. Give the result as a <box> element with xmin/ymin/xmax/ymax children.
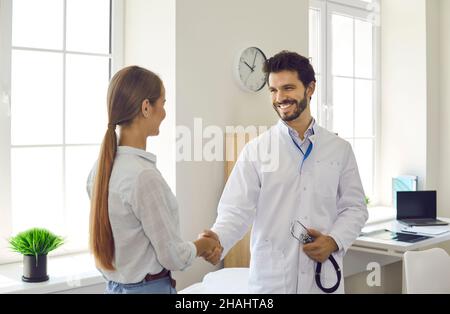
<box><xmin>212</xmin><ymin>120</ymin><xmax>368</xmax><ymax>294</ymax></box>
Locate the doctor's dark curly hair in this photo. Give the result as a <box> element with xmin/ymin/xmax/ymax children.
<box><xmin>263</xmin><ymin>51</ymin><xmax>316</xmax><ymax>87</ymax></box>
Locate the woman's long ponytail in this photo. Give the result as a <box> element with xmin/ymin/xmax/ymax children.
<box><xmin>89</xmin><ymin>125</ymin><xmax>117</xmax><ymax>271</ymax></box>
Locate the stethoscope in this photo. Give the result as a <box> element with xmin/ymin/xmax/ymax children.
<box><xmin>290</xmin><ymin>220</ymin><xmax>342</xmax><ymax>294</ymax></box>
<box><xmin>290</xmin><ymin>136</ymin><xmax>341</xmax><ymax>293</ymax></box>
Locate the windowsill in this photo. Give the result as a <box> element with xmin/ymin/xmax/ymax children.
<box><xmin>366</xmin><ymin>206</ymin><xmax>396</xmax><ymax>225</ymax></box>
<box><xmin>0</xmin><ymin>252</ymin><xmax>105</xmax><ymax>294</ymax></box>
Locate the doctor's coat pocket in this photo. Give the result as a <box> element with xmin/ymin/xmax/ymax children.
<box><xmin>249</xmin><ymin>248</ymin><xmax>287</xmax><ymax>294</ymax></box>
<box><xmin>313</xmin><ymin>161</ymin><xmax>340</xmax><ymax>197</ymax></box>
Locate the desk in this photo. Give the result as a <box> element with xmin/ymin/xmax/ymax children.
<box><xmin>352</xmin><ymin>219</ymin><xmax>450</xmax><ymax>257</ymax></box>
<box><xmin>344</xmin><ymin>207</ymin><xmax>450</xmax><ymax>293</ymax></box>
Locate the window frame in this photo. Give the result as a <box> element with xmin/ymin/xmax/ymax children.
<box><xmin>329</xmin><ymin>0</ymin><xmax>376</xmax><ymax>10</ymax></box>
<box><xmin>310</xmin><ymin>0</ymin><xmax>328</xmax><ymax>128</ymax></box>
<box><xmin>0</xmin><ymin>0</ymin><xmax>124</xmax><ymax>264</ymax></box>
<box><xmin>310</xmin><ymin>0</ymin><xmax>381</xmax><ymax>204</ymax></box>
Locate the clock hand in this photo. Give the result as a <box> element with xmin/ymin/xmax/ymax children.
<box><xmin>252</xmin><ymin>51</ymin><xmax>258</xmax><ymax>68</ymax></box>
<box><xmin>244</xmin><ymin>61</ymin><xmax>254</xmax><ymax>72</ymax></box>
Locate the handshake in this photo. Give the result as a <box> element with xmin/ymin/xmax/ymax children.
<box><xmin>194</xmin><ymin>230</ymin><xmax>223</xmax><ymax>265</ymax></box>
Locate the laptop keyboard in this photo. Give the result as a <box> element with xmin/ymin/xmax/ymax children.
<box><xmin>401</xmin><ymin>219</ymin><xmax>448</xmax><ymax>225</ymax></box>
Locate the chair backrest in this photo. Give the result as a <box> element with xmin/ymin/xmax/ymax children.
<box><xmin>403</xmin><ymin>248</ymin><xmax>450</xmax><ymax>294</ymax></box>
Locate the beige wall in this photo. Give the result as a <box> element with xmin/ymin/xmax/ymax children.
<box><xmin>426</xmin><ymin>0</ymin><xmax>441</xmax><ymax>192</ymax></box>
<box><xmin>436</xmin><ymin>0</ymin><xmax>450</xmax><ymax>255</ymax></box>
<box><xmin>439</xmin><ymin>0</ymin><xmax>450</xmax><ymax>220</ymax></box>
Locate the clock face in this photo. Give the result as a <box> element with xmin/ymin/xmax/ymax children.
<box><xmin>238</xmin><ymin>47</ymin><xmax>267</xmax><ymax>92</ymax></box>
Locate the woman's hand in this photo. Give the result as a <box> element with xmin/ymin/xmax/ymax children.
<box><xmin>193</xmin><ymin>234</ymin><xmax>222</xmax><ymax>263</ymax></box>
<box><xmin>196</xmin><ymin>230</ymin><xmax>223</xmax><ymax>265</ymax></box>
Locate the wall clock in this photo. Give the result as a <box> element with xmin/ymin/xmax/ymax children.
<box><xmin>237</xmin><ymin>47</ymin><xmax>267</xmax><ymax>92</ymax></box>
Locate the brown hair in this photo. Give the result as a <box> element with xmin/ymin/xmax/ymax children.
<box><xmin>89</xmin><ymin>66</ymin><xmax>162</xmax><ymax>271</ymax></box>
<box><xmin>263</xmin><ymin>50</ymin><xmax>316</xmax><ymax>87</ymax></box>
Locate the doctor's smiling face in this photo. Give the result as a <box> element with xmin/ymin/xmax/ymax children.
<box><xmin>264</xmin><ymin>51</ymin><xmax>316</xmax><ymax>125</ymax></box>
<box><xmin>269</xmin><ymin>70</ymin><xmax>315</xmax><ymax>122</ymax></box>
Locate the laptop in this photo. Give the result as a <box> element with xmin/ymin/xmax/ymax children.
<box><xmin>397</xmin><ymin>191</ymin><xmax>449</xmax><ymax>226</ymax></box>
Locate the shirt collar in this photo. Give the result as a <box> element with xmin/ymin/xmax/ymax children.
<box><xmin>116</xmin><ymin>146</ymin><xmax>157</xmax><ymax>163</ymax></box>
<box><xmin>278</xmin><ymin>118</ymin><xmax>317</xmax><ymax>143</ymax></box>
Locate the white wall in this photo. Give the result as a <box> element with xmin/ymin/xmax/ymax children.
<box><xmin>378</xmin><ymin>0</ymin><xmax>450</xmax><ymax>217</ymax></box>
<box><xmin>175</xmin><ymin>0</ymin><xmax>309</xmax><ymax>289</ymax></box>
<box><xmin>124</xmin><ymin>0</ymin><xmax>176</xmax><ymax>191</ymax></box>
<box><xmin>426</xmin><ymin>0</ymin><xmax>441</xmax><ymax>193</ymax></box>
<box><xmin>379</xmin><ymin>0</ymin><xmax>427</xmax><ymax>206</ymax></box>
<box><xmin>439</xmin><ymin>0</ymin><xmax>450</xmax><ymax>220</ymax></box>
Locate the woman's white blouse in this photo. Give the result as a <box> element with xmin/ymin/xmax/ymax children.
<box><xmin>86</xmin><ymin>146</ymin><xmax>196</xmax><ymax>284</ymax></box>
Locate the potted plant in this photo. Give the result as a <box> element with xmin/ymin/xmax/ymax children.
<box><xmin>9</xmin><ymin>228</ymin><xmax>64</xmax><ymax>283</ymax></box>
<box><xmin>365</xmin><ymin>196</ymin><xmax>371</xmax><ymax>207</ymax></box>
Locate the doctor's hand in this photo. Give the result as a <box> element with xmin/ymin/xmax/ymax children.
<box><xmin>193</xmin><ymin>236</ymin><xmax>221</xmax><ymax>261</ymax></box>
<box><xmin>302</xmin><ymin>229</ymin><xmax>339</xmax><ymax>263</ymax></box>
<box><xmin>198</xmin><ymin>230</ymin><xmax>223</xmax><ymax>265</ymax></box>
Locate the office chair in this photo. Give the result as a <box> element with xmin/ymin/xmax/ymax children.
<box><xmin>403</xmin><ymin>248</ymin><xmax>450</xmax><ymax>294</ymax></box>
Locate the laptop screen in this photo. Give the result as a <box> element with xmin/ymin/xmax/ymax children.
<box><xmin>396</xmin><ymin>191</ymin><xmax>437</xmax><ymax>220</ymax></box>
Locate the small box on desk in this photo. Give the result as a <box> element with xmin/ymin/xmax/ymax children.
<box><xmin>392</xmin><ymin>175</ymin><xmax>418</xmax><ymax>208</ymax></box>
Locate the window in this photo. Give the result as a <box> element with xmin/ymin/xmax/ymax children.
<box><xmin>309</xmin><ymin>0</ymin><xmax>380</xmax><ymax>202</ymax></box>
<box><xmin>0</xmin><ymin>0</ymin><xmax>124</xmax><ymax>264</ymax></box>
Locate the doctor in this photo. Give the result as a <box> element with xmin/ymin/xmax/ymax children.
<box><xmin>202</xmin><ymin>51</ymin><xmax>368</xmax><ymax>294</ymax></box>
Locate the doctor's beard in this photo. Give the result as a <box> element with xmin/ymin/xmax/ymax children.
<box><xmin>273</xmin><ymin>92</ymin><xmax>308</xmax><ymax>122</ymax></box>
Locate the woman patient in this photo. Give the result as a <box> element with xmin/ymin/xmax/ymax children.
<box><xmin>87</xmin><ymin>66</ymin><xmax>221</xmax><ymax>294</ymax></box>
